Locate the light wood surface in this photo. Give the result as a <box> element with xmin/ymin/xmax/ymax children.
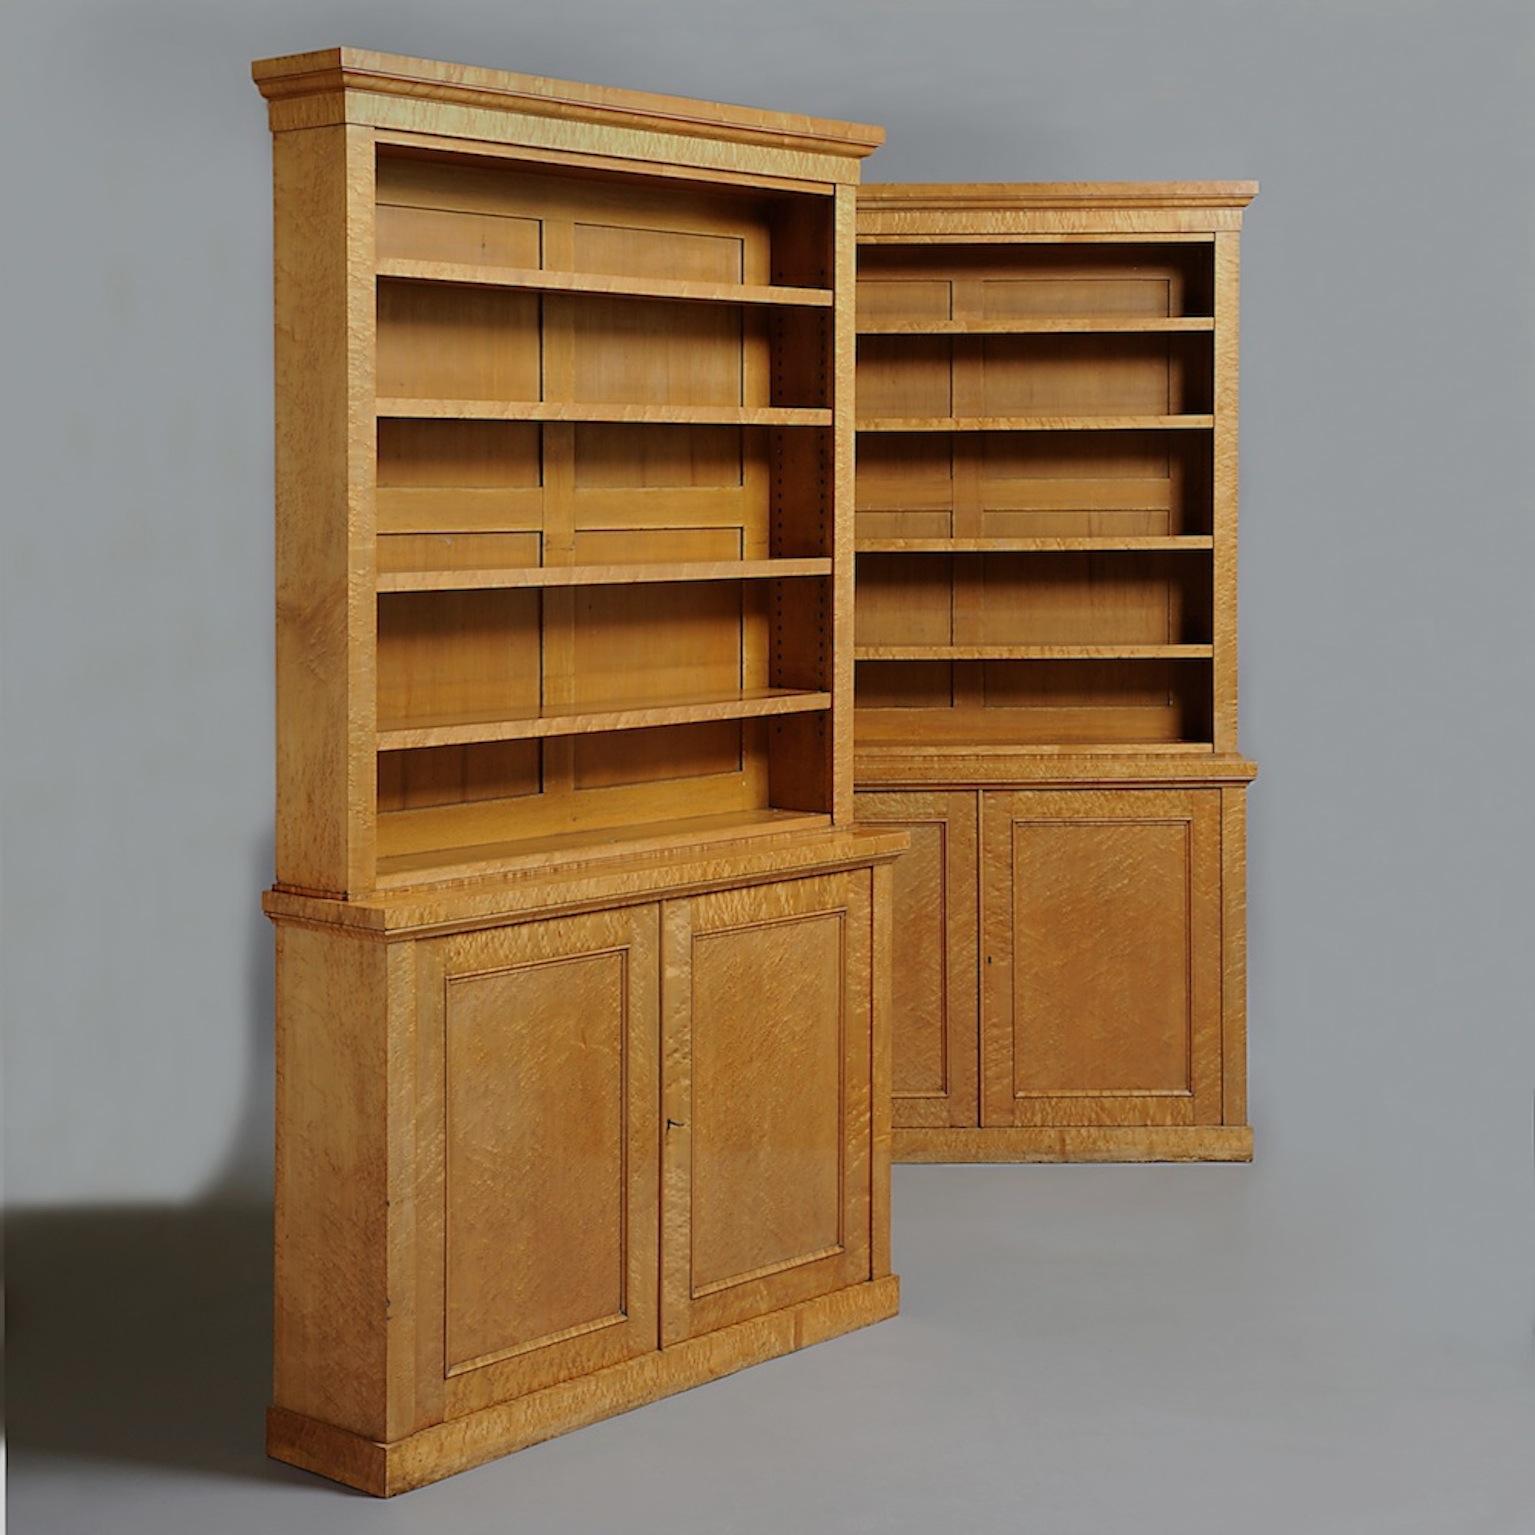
<box><xmin>266</xmin><ymin>1275</ymin><xmax>900</xmax><ymax>1496</ymax></box>
<box><xmin>377</xmin><ymin>557</ymin><xmax>833</xmax><ymax>591</ymax></box>
<box><xmin>891</xmin><ymin>1127</ymin><xmax>1252</xmax><ymax>1162</ymax></box>
<box><xmin>258</xmin><ymin>49</ymin><xmax>896</xmax><ymax>1495</ymax></box>
<box><xmin>852</xmin><ymin>183</ymin><xmax>1255</xmax><ymax>1161</ymax></box>
<box><xmin>855</xmin><ymin>792</ymin><xmax>979</xmax><ymax>1127</ymax></box>
<box><xmin>857</xmin><ymin>414</ymin><xmax>1214</xmax><ymax>432</ymax></box>
<box><xmin>378</xmin><ymin>257</ymin><xmax>834</xmax><ymax>307</ymax></box>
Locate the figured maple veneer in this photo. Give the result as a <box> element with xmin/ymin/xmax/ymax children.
<box><xmin>980</xmin><ymin>789</ymin><xmax>1223</xmax><ymax>1128</ymax></box>
<box><xmin>853</xmin><ymin>183</ymin><xmax>1256</xmax><ymax>1163</ymax></box>
<box><xmin>255</xmin><ymin>49</ymin><xmax>895</xmax><ymax>1495</ymax></box>
<box><xmin>852</xmin><ymin>791</ymin><xmax>978</xmax><ymax>1127</ymax></box>
<box><xmin>664</xmin><ymin>872</ymin><xmax>874</xmax><ymax>1342</ymax></box>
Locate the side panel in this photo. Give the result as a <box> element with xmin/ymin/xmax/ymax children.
<box><xmin>981</xmin><ymin>788</ymin><xmax>1222</xmax><ymax>1127</ymax></box>
<box><xmin>662</xmin><ymin>872</ymin><xmax>873</xmax><ymax>1344</ymax></box>
<box><xmin>854</xmin><ymin>790</ymin><xmax>979</xmax><ymax>1127</ymax></box>
<box><xmin>414</xmin><ymin>906</ymin><xmax>661</xmax><ymax>1421</ymax></box>
<box><xmin>272</xmin><ymin>922</ymin><xmax>410</xmax><ymax>1440</ymax></box>
<box><xmin>272</xmin><ymin>123</ymin><xmax>377</xmax><ymax>895</ymax></box>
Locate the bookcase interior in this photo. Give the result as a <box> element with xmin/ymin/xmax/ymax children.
<box><xmin>854</xmin><ymin>236</ymin><xmax>1220</xmax><ymax>752</ymax></box>
<box><xmin>371</xmin><ymin>147</ymin><xmax>841</xmax><ymax>882</ymax></box>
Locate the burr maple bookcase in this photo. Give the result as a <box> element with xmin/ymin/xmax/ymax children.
<box><xmin>852</xmin><ymin>183</ymin><xmax>1258</xmax><ymax>1163</ymax></box>
<box><xmin>252</xmin><ymin>49</ymin><xmax>900</xmax><ymax>1496</ymax></box>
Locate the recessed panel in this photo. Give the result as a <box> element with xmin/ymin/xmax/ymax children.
<box><xmin>888</xmin><ymin>820</ymin><xmax>949</xmax><ymax>1098</ymax></box>
<box><xmin>1012</xmin><ymin>818</ymin><xmax>1192</xmax><ymax>1095</ymax></box>
<box><xmin>377</xmin><ymin>282</ymin><xmax>541</xmax><ymax>401</ymax></box>
<box><xmin>445</xmin><ymin>951</ymin><xmax>628</xmax><ymax>1371</ymax></box>
<box><xmin>689</xmin><ymin>912</ymin><xmax>845</xmax><ymax>1293</ymax></box>
<box><xmin>573</xmin><ymin>222</ymin><xmax>743</xmax><ymax>283</ymax></box>
<box><xmin>571</xmin><ymin>298</ymin><xmax>743</xmax><ymax>408</ymax></box>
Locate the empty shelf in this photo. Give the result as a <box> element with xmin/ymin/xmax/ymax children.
<box><xmin>854</xmin><ymin>644</ymin><xmax>1214</xmax><ymax>661</ymax></box>
<box><xmin>377</xmin><ymin>686</ymin><xmax>832</xmax><ymax>750</ymax></box>
<box><xmin>378</xmin><ymin>400</ymin><xmax>833</xmax><ymax>427</ymax></box>
<box><xmin>857</xmin><ymin>415</ymin><xmax>1214</xmax><ymax>432</ymax></box>
<box><xmin>378</xmin><ymin>558</ymin><xmax>833</xmax><ymax>593</ymax></box>
<box><xmin>856</xmin><ymin>317</ymin><xmax>1214</xmax><ymax>335</ymax></box>
<box><xmin>378</xmin><ymin>258</ymin><xmax>835</xmax><ymax>308</ymax></box>
<box><xmin>855</xmin><ymin>537</ymin><xmax>1213</xmax><ymax>554</ymax></box>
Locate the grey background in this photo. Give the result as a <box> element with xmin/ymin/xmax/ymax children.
<box><xmin>5</xmin><ymin>0</ymin><xmax>1534</xmax><ymax>1530</ymax></box>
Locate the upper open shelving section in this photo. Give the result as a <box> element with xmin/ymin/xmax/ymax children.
<box><xmin>852</xmin><ymin>182</ymin><xmax>1254</xmax><ymax>761</ymax></box>
<box><xmin>254</xmin><ymin>49</ymin><xmax>882</xmax><ymax>897</ymax></box>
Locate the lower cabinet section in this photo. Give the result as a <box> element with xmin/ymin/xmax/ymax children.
<box><xmin>266</xmin><ymin>842</ymin><xmax>901</xmax><ymax>1495</ymax></box>
<box><xmin>857</xmin><ymin>781</ymin><xmax>1251</xmax><ymax>1163</ymax></box>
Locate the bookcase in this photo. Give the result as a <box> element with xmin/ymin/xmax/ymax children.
<box><xmin>252</xmin><ymin>49</ymin><xmax>901</xmax><ymax>1495</ymax></box>
<box><xmin>851</xmin><ymin>183</ymin><xmax>1258</xmax><ymax>1163</ymax></box>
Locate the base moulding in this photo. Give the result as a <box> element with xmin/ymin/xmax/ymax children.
<box><xmin>892</xmin><ymin>1125</ymin><xmax>1253</xmax><ymax>1164</ymax></box>
<box><xmin>268</xmin><ymin>1275</ymin><xmax>901</xmax><ymax>1496</ymax></box>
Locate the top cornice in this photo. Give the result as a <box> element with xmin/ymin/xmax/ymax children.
<box><xmin>251</xmin><ymin>48</ymin><xmax>885</xmax><ymax>160</ymax></box>
<box><xmin>859</xmin><ymin>181</ymin><xmax>1258</xmax><ymax>210</ymax></box>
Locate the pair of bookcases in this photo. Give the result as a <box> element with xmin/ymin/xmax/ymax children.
<box><xmin>253</xmin><ymin>49</ymin><xmax>1255</xmax><ymax>1495</ymax></box>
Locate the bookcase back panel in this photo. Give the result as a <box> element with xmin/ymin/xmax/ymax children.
<box><xmin>568</xmin><ymin>299</ymin><xmax>753</xmax><ymax>408</ymax></box>
<box><xmin>378</xmin><ymin>283</ymin><xmax>542</xmax><ymax>400</ymax></box>
<box><xmin>857</xmin><ymin>244</ymin><xmax>1214</xmax><ymax>321</ymax></box>
<box><xmin>856</xmin><ymin>552</ymin><xmax>1209</xmax><ymax>647</ymax></box>
<box><xmin>379</xmin><ymin>741</ymin><xmax>541</xmax><ymax>811</ymax></box>
<box><xmin>856</xmin><ymin>659</ymin><xmax>1212</xmax><ymax>748</ymax></box>
<box><xmin>857</xmin><ymin>334</ymin><xmax>1210</xmax><ymax>420</ymax></box>
<box><xmin>857</xmin><ymin>432</ymin><xmax>1211</xmax><ymax>538</ymax></box>
<box><xmin>378</xmin><ymin>590</ymin><xmax>543</xmax><ymax>723</ymax></box>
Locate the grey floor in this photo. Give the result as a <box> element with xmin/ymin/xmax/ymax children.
<box><xmin>10</xmin><ymin>1162</ymin><xmax>1535</xmax><ymax>1534</ymax></box>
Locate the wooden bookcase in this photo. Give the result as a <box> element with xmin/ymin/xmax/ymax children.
<box><xmin>252</xmin><ymin>49</ymin><xmax>901</xmax><ymax>1495</ymax></box>
<box><xmin>852</xmin><ymin>183</ymin><xmax>1258</xmax><ymax>1163</ymax></box>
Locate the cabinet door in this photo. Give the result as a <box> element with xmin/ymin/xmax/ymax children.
<box><xmin>414</xmin><ymin>906</ymin><xmax>660</xmax><ymax>1423</ymax></box>
<box><xmin>856</xmin><ymin>791</ymin><xmax>978</xmax><ymax>1128</ymax></box>
<box><xmin>661</xmin><ymin>872</ymin><xmax>873</xmax><ymax>1345</ymax></box>
<box><xmin>981</xmin><ymin>789</ymin><xmax>1222</xmax><ymax>1128</ymax></box>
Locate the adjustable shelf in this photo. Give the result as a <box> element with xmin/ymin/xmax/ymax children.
<box><xmin>857</xmin><ymin>414</ymin><xmax>1213</xmax><ymax>432</ymax></box>
<box><xmin>855</xmin><ymin>644</ymin><xmax>1213</xmax><ymax>661</ymax></box>
<box><xmin>378</xmin><ymin>685</ymin><xmax>833</xmax><ymax>750</ymax></box>
<box><xmin>856</xmin><ymin>537</ymin><xmax>1213</xmax><ymax>553</ymax></box>
<box><xmin>378</xmin><ymin>400</ymin><xmax>833</xmax><ymax>427</ymax></box>
<box><xmin>856</xmin><ymin>317</ymin><xmax>1213</xmax><ymax>334</ymax></box>
<box><xmin>378</xmin><ymin>558</ymin><xmax>834</xmax><ymax>593</ymax></box>
<box><xmin>377</xmin><ymin>258</ymin><xmax>834</xmax><ymax>308</ymax></box>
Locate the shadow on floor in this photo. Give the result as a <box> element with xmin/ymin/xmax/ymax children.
<box><xmin>5</xmin><ymin>1200</ymin><xmax>296</xmax><ymax>1485</ymax></box>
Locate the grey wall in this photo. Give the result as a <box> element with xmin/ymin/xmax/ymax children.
<box><xmin>5</xmin><ymin>0</ymin><xmax>1533</xmax><ymax>1348</ymax></box>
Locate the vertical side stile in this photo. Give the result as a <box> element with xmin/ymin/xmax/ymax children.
<box><xmin>1211</xmin><ymin>229</ymin><xmax>1241</xmax><ymax>752</ymax></box>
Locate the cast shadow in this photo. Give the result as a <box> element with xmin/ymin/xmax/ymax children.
<box><xmin>5</xmin><ymin>832</ymin><xmax>306</xmax><ymax>1486</ymax></box>
<box><xmin>4</xmin><ymin>1200</ymin><xmax>292</xmax><ymax>1485</ymax></box>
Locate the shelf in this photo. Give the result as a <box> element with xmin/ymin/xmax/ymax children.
<box><xmin>375</xmin><ymin>807</ymin><xmax>833</xmax><ymax>887</ymax></box>
<box><xmin>855</xmin><ymin>645</ymin><xmax>1213</xmax><ymax>661</ymax></box>
<box><xmin>377</xmin><ymin>686</ymin><xmax>832</xmax><ymax>751</ymax></box>
<box><xmin>856</xmin><ymin>317</ymin><xmax>1214</xmax><ymax>335</ymax></box>
<box><xmin>378</xmin><ymin>400</ymin><xmax>833</xmax><ymax>427</ymax></box>
<box><xmin>379</xmin><ymin>558</ymin><xmax>833</xmax><ymax>593</ymax></box>
<box><xmin>377</xmin><ymin>258</ymin><xmax>835</xmax><ymax>309</ymax></box>
<box><xmin>856</xmin><ymin>537</ymin><xmax>1213</xmax><ymax>554</ymax></box>
<box><xmin>857</xmin><ymin>415</ymin><xmax>1213</xmax><ymax>433</ymax></box>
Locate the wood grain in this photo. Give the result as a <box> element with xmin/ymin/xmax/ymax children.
<box><xmin>266</xmin><ymin>1275</ymin><xmax>900</xmax><ymax>1496</ymax></box>
<box><xmin>259</xmin><ymin>52</ymin><xmax>895</xmax><ymax>1494</ymax></box>
<box><xmin>853</xmin><ymin>183</ymin><xmax>1254</xmax><ymax>1163</ymax></box>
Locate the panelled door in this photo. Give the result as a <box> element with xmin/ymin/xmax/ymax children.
<box><xmin>414</xmin><ymin>905</ymin><xmax>660</xmax><ymax>1424</ymax></box>
<box><xmin>855</xmin><ymin>791</ymin><xmax>979</xmax><ymax>1128</ymax></box>
<box><xmin>661</xmin><ymin>872</ymin><xmax>873</xmax><ymax>1345</ymax></box>
<box><xmin>981</xmin><ymin>789</ymin><xmax>1223</xmax><ymax>1128</ymax></box>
